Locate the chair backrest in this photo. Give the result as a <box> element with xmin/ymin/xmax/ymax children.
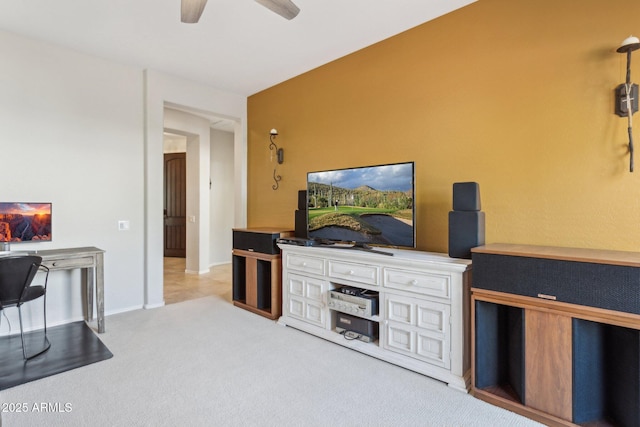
<box><xmin>0</xmin><ymin>255</ymin><xmax>43</xmax><ymax>308</ymax></box>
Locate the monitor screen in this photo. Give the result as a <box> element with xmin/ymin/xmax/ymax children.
<box><xmin>307</xmin><ymin>162</ymin><xmax>415</xmax><ymax>248</ymax></box>
<box><xmin>0</xmin><ymin>202</ymin><xmax>52</xmax><ymax>243</ymax></box>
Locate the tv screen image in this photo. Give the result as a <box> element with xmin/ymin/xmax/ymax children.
<box><xmin>0</xmin><ymin>202</ymin><xmax>52</xmax><ymax>243</ymax></box>
<box><xmin>307</xmin><ymin>162</ymin><xmax>415</xmax><ymax>248</ymax></box>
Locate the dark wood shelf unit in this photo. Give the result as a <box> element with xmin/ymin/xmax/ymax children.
<box><xmin>231</xmin><ymin>228</ymin><xmax>293</xmax><ymax>320</ymax></box>
<box><xmin>471</xmin><ymin>244</ymin><xmax>640</xmax><ymax>427</ymax></box>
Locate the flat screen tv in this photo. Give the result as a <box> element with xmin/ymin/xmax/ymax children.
<box><xmin>0</xmin><ymin>202</ymin><xmax>52</xmax><ymax>243</ymax></box>
<box><xmin>307</xmin><ymin>162</ymin><xmax>415</xmax><ymax>250</ymax></box>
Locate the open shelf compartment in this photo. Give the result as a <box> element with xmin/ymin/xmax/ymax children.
<box><xmin>474</xmin><ymin>300</ymin><xmax>524</xmax><ymax>405</ymax></box>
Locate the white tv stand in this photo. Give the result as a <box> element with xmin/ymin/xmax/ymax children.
<box><xmin>277</xmin><ymin>244</ymin><xmax>472</xmax><ymax>392</ymax></box>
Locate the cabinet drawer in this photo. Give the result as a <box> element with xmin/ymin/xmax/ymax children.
<box><xmin>328</xmin><ymin>260</ymin><xmax>379</xmax><ymax>286</ymax></box>
<box><xmin>383</xmin><ymin>268</ymin><xmax>450</xmax><ymax>299</ymax></box>
<box><xmin>42</xmin><ymin>256</ymin><xmax>95</xmax><ymax>270</ymax></box>
<box><xmin>286</xmin><ymin>253</ymin><xmax>325</xmax><ymax>276</ymax></box>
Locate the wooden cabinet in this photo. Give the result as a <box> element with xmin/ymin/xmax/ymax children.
<box><xmin>232</xmin><ymin>228</ymin><xmax>293</xmax><ymax>320</ymax></box>
<box><xmin>471</xmin><ymin>244</ymin><xmax>640</xmax><ymax>427</ymax></box>
<box><xmin>278</xmin><ymin>244</ymin><xmax>472</xmax><ymax>391</ymax></box>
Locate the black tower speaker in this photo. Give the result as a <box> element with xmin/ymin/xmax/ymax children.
<box><xmin>295</xmin><ymin>190</ymin><xmax>308</xmax><ymax>238</ymax></box>
<box><xmin>294</xmin><ymin>210</ymin><xmax>307</xmax><ymax>238</ymax></box>
<box><xmin>298</xmin><ymin>190</ymin><xmax>307</xmax><ymax>210</ymax></box>
<box><xmin>448</xmin><ymin>182</ymin><xmax>485</xmax><ymax>259</ymax></box>
<box><xmin>449</xmin><ymin>211</ymin><xmax>485</xmax><ymax>259</ymax></box>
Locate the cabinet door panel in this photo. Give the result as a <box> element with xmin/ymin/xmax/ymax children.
<box><xmin>305</xmin><ymin>301</ymin><xmax>325</xmax><ymax>325</ymax></box>
<box><xmin>524</xmin><ymin>309</ymin><xmax>572</xmax><ymax>421</ymax></box>
<box><xmin>288</xmin><ymin>275</ymin><xmax>304</xmax><ymax>297</ymax></box>
<box><xmin>289</xmin><ymin>296</ymin><xmax>305</xmax><ymax>318</ymax></box>
<box><xmin>384</xmin><ymin>294</ymin><xmax>451</xmax><ymax>368</ymax></box>
<box><xmin>288</xmin><ymin>295</ymin><xmax>325</xmax><ymax>326</ymax></box>
<box><xmin>246</xmin><ymin>257</ymin><xmax>258</xmax><ymax>307</ymax></box>
<box><xmin>417</xmin><ymin>331</ymin><xmax>448</xmax><ymax>367</ymax></box>
<box><xmin>417</xmin><ymin>301</ymin><xmax>449</xmax><ymax>335</ymax></box>
<box><xmin>286</xmin><ymin>274</ymin><xmax>327</xmax><ymax>327</ymax></box>
<box><xmin>305</xmin><ymin>280</ymin><xmax>324</xmax><ymax>301</ymax></box>
<box><xmin>387</xmin><ymin>325</ymin><xmax>414</xmax><ymax>353</ymax></box>
<box><xmin>387</xmin><ymin>298</ymin><xmax>413</xmax><ymax>324</ymax></box>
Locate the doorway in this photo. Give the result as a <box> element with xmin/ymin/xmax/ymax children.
<box><xmin>143</xmin><ymin>79</ymin><xmax>247</xmax><ymax>311</ymax></box>
<box><xmin>161</xmin><ymin>110</ymin><xmax>237</xmax><ymax>305</ymax></box>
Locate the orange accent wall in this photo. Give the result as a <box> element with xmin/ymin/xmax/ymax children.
<box><xmin>247</xmin><ymin>0</ymin><xmax>640</xmax><ymax>253</ymax></box>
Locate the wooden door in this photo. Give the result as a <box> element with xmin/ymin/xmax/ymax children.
<box><xmin>164</xmin><ymin>153</ymin><xmax>186</xmax><ymax>257</ymax></box>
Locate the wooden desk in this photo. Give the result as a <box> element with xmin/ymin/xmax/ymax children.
<box><xmin>31</xmin><ymin>247</ymin><xmax>105</xmax><ymax>333</ymax></box>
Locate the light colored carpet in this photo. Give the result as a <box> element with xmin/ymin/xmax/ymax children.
<box><xmin>0</xmin><ymin>296</ymin><xmax>542</xmax><ymax>426</ymax></box>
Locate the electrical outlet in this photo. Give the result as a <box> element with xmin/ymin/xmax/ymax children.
<box><xmin>118</xmin><ymin>220</ymin><xmax>130</xmax><ymax>231</ymax></box>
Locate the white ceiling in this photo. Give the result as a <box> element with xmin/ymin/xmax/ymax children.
<box><xmin>0</xmin><ymin>0</ymin><xmax>475</xmax><ymax>97</ymax></box>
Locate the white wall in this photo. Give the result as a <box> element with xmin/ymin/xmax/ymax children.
<box><xmin>0</xmin><ymin>29</ymin><xmax>247</xmax><ymax>332</ymax></box>
<box><xmin>163</xmin><ymin>133</ymin><xmax>187</xmax><ymax>153</ymax></box>
<box><xmin>0</xmin><ymin>30</ymin><xmax>145</xmax><ymax>332</ymax></box>
<box><xmin>210</xmin><ymin>129</ymin><xmax>235</xmax><ymax>266</ymax></box>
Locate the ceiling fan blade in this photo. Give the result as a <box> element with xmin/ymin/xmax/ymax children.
<box><xmin>255</xmin><ymin>0</ymin><xmax>300</xmax><ymax>20</ymax></box>
<box><xmin>181</xmin><ymin>0</ymin><xmax>208</xmax><ymax>23</ymax></box>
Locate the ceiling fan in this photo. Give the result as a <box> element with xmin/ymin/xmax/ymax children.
<box><xmin>181</xmin><ymin>0</ymin><xmax>300</xmax><ymax>23</ymax></box>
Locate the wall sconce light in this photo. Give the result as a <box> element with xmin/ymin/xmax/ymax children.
<box><xmin>269</xmin><ymin>128</ymin><xmax>283</xmax><ymax>190</ymax></box>
<box><xmin>616</xmin><ymin>35</ymin><xmax>640</xmax><ymax>172</ymax></box>
<box><xmin>269</xmin><ymin>128</ymin><xmax>284</xmax><ymax>164</ymax></box>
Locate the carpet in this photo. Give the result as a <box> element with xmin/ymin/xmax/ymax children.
<box><xmin>0</xmin><ymin>321</ymin><xmax>113</xmax><ymax>391</ymax></box>
<box><xmin>0</xmin><ymin>296</ymin><xmax>542</xmax><ymax>426</ymax></box>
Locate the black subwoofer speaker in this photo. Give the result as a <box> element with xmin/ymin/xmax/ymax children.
<box><xmin>448</xmin><ymin>181</ymin><xmax>485</xmax><ymax>259</ymax></box>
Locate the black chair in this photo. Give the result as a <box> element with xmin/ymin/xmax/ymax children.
<box><xmin>0</xmin><ymin>255</ymin><xmax>50</xmax><ymax>360</ymax></box>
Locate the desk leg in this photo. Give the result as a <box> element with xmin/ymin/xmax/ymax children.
<box><xmin>85</xmin><ymin>267</ymin><xmax>94</xmax><ymax>322</ymax></box>
<box><xmin>96</xmin><ymin>252</ymin><xmax>105</xmax><ymax>333</ymax></box>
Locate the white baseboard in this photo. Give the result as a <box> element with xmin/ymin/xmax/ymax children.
<box><xmin>209</xmin><ymin>261</ymin><xmax>231</xmax><ymax>268</ymax></box>
<box><xmin>143</xmin><ymin>301</ymin><xmax>165</xmax><ymax>310</ymax></box>
<box><xmin>106</xmin><ymin>304</ymin><xmax>145</xmax><ymax>316</ymax></box>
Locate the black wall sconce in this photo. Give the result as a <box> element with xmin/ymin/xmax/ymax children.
<box><xmin>269</xmin><ymin>128</ymin><xmax>283</xmax><ymax>190</ymax></box>
<box><xmin>616</xmin><ymin>35</ymin><xmax>640</xmax><ymax>172</ymax></box>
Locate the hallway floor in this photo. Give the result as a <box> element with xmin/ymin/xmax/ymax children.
<box><xmin>163</xmin><ymin>257</ymin><xmax>232</xmax><ymax>304</ymax></box>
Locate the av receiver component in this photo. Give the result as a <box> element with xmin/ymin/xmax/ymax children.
<box><xmin>328</xmin><ymin>286</ymin><xmax>378</xmax><ymax>317</ymax></box>
<box><xmin>335</xmin><ymin>312</ymin><xmax>379</xmax><ymax>343</ymax></box>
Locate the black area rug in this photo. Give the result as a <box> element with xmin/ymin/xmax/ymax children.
<box><xmin>0</xmin><ymin>321</ymin><xmax>113</xmax><ymax>390</ymax></box>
